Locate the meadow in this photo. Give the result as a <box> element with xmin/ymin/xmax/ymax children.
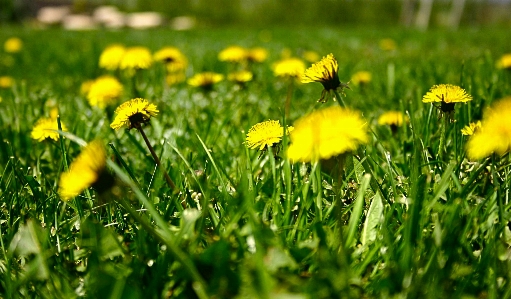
<box><xmin>1</xmin><ymin>26</ymin><xmax>511</xmax><ymax>298</ymax></box>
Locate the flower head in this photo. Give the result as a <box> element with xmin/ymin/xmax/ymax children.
<box><xmin>110</xmin><ymin>98</ymin><xmax>159</xmax><ymax>130</ymax></box>
<box><xmin>58</xmin><ymin>140</ymin><xmax>108</xmax><ymax>201</ymax></box>
<box><xmin>245</xmin><ymin>120</ymin><xmax>293</xmax><ymax>151</ymax></box>
<box><xmin>461</xmin><ymin>121</ymin><xmax>482</xmax><ymax>136</ymax></box>
<box><xmin>496</xmin><ymin>53</ymin><xmax>511</xmax><ymax>70</ymax></box>
<box><xmin>467</xmin><ymin>97</ymin><xmax>511</xmax><ymax>160</ymax></box>
<box><xmin>247</xmin><ymin>47</ymin><xmax>268</xmax><ymax>63</ymax></box>
<box><xmin>99</xmin><ymin>44</ymin><xmax>126</xmax><ymax>70</ymax></box>
<box><xmin>31</xmin><ymin>117</ymin><xmax>67</xmax><ymax>142</ymax></box>
<box><xmin>120</xmin><ymin>46</ymin><xmax>153</xmax><ymax>70</ymax></box>
<box><xmin>0</xmin><ymin>76</ymin><xmax>14</xmax><ymax>88</ymax></box>
<box><xmin>153</xmin><ymin>47</ymin><xmax>188</xmax><ymax>72</ymax></box>
<box><xmin>273</xmin><ymin>58</ymin><xmax>306</xmax><ymax>78</ymax></box>
<box><xmin>228</xmin><ymin>70</ymin><xmax>253</xmax><ymax>84</ymax></box>
<box><xmin>422</xmin><ymin>84</ymin><xmax>472</xmax><ymax>112</ymax></box>
<box><xmin>187</xmin><ymin>72</ymin><xmax>224</xmax><ymax>90</ymax></box>
<box><xmin>287</xmin><ymin>106</ymin><xmax>368</xmax><ymax>163</ymax></box>
<box><xmin>166</xmin><ymin>72</ymin><xmax>186</xmax><ymax>86</ymax></box>
<box><xmin>218</xmin><ymin>46</ymin><xmax>248</xmax><ymax>63</ymax></box>
<box><xmin>4</xmin><ymin>37</ymin><xmax>22</xmax><ymax>53</ymax></box>
<box><xmin>302</xmin><ymin>51</ymin><xmax>320</xmax><ymax>63</ymax></box>
<box><xmin>301</xmin><ymin>53</ymin><xmax>350</xmax><ymax>103</ymax></box>
<box><xmin>351</xmin><ymin>71</ymin><xmax>372</xmax><ymax>86</ymax></box>
<box><xmin>378</xmin><ymin>111</ymin><xmax>405</xmax><ymax>127</ymax></box>
<box><xmin>86</xmin><ymin>75</ymin><xmax>123</xmax><ymax>109</ymax></box>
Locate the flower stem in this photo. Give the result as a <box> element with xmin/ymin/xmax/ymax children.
<box><xmin>135</xmin><ymin>124</ymin><xmax>178</xmax><ymax>191</ymax></box>
<box><xmin>285</xmin><ymin>77</ymin><xmax>295</xmax><ymax>119</ymax></box>
<box><xmin>438</xmin><ymin>116</ymin><xmax>448</xmax><ymax>161</ymax></box>
<box><xmin>333</xmin><ymin>90</ymin><xmax>347</xmax><ymax>107</ymax></box>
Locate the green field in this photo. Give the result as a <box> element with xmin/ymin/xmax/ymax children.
<box><xmin>1</xmin><ymin>26</ymin><xmax>511</xmax><ymax>298</ymax></box>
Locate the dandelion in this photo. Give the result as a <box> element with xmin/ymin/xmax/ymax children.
<box><xmin>166</xmin><ymin>72</ymin><xmax>186</xmax><ymax>86</ymax></box>
<box><xmin>153</xmin><ymin>47</ymin><xmax>188</xmax><ymax>72</ymax></box>
<box><xmin>246</xmin><ymin>47</ymin><xmax>268</xmax><ymax>63</ymax></box>
<box><xmin>378</xmin><ymin>111</ymin><xmax>405</xmax><ymax>127</ymax></box>
<box><xmin>187</xmin><ymin>72</ymin><xmax>224</xmax><ymax>90</ymax></box>
<box><xmin>120</xmin><ymin>46</ymin><xmax>153</xmax><ymax>70</ymax></box>
<box><xmin>0</xmin><ymin>76</ymin><xmax>14</xmax><ymax>88</ymax></box>
<box><xmin>287</xmin><ymin>106</ymin><xmax>368</xmax><ymax>163</ymax></box>
<box><xmin>80</xmin><ymin>79</ymin><xmax>94</xmax><ymax>95</ymax></box>
<box><xmin>245</xmin><ymin>120</ymin><xmax>293</xmax><ymax>151</ymax></box>
<box><xmin>302</xmin><ymin>50</ymin><xmax>320</xmax><ymax>63</ymax></box>
<box><xmin>4</xmin><ymin>37</ymin><xmax>22</xmax><ymax>53</ymax></box>
<box><xmin>99</xmin><ymin>44</ymin><xmax>126</xmax><ymax>70</ymax></box>
<box><xmin>110</xmin><ymin>98</ymin><xmax>159</xmax><ymax>130</ymax></box>
<box><xmin>467</xmin><ymin>97</ymin><xmax>511</xmax><ymax>160</ymax></box>
<box><xmin>351</xmin><ymin>71</ymin><xmax>372</xmax><ymax>86</ymax></box>
<box><xmin>461</xmin><ymin>121</ymin><xmax>482</xmax><ymax>136</ymax></box>
<box><xmin>58</xmin><ymin>140</ymin><xmax>111</xmax><ymax>201</ymax></box>
<box><xmin>86</xmin><ymin>75</ymin><xmax>123</xmax><ymax>108</ymax></box>
<box><xmin>422</xmin><ymin>84</ymin><xmax>472</xmax><ymax>113</ymax></box>
<box><xmin>273</xmin><ymin>58</ymin><xmax>306</xmax><ymax>78</ymax></box>
<box><xmin>218</xmin><ymin>46</ymin><xmax>247</xmax><ymax>63</ymax></box>
<box><xmin>31</xmin><ymin>117</ymin><xmax>67</xmax><ymax>142</ymax></box>
<box><xmin>228</xmin><ymin>70</ymin><xmax>253</xmax><ymax>85</ymax></box>
<box><xmin>496</xmin><ymin>53</ymin><xmax>511</xmax><ymax>70</ymax></box>
<box><xmin>379</xmin><ymin>38</ymin><xmax>397</xmax><ymax>51</ymax></box>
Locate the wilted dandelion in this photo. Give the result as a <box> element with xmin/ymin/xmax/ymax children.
<box><xmin>99</xmin><ymin>44</ymin><xmax>126</xmax><ymax>71</ymax></box>
<box><xmin>31</xmin><ymin>117</ymin><xmax>68</xmax><ymax>142</ymax></box>
<box><xmin>120</xmin><ymin>46</ymin><xmax>153</xmax><ymax>71</ymax></box>
<box><xmin>0</xmin><ymin>76</ymin><xmax>13</xmax><ymax>88</ymax></box>
<box><xmin>86</xmin><ymin>75</ymin><xmax>123</xmax><ymax>109</ymax></box>
<box><xmin>4</xmin><ymin>37</ymin><xmax>22</xmax><ymax>53</ymax></box>
<box><xmin>422</xmin><ymin>84</ymin><xmax>472</xmax><ymax>113</ymax></box>
<box><xmin>287</xmin><ymin>106</ymin><xmax>368</xmax><ymax>163</ymax></box>
<box><xmin>110</xmin><ymin>98</ymin><xmax>159</xmax><ymax>130</ymax></box>
<box><xmin>218</xmin><ymin>46</ymin><xmax>247</xmax><ymax>63</ymax></box>
<box><xmin>58</xmin><ymin>140</ymin><xmax>111</xmax><ymax>201</ymax></box>
<box><xmin>301</xmin><ymin>53</ymin><xmax>350</xmax><ymax>103</ymax></box>
<box><xmin>228</xmin><ymin>70</ymin><xmax>253</xmax><ymax>85</ymax></box>
<box><xmin>153</xmin><ymin>47</ymin><xmax>188</xmax><ymax>72</ymax></box>
<box><xmin>273</xmin><ymin>57</ymin><xmax>306</xmax><ymax>78</ymax></box>
<box><xmin>461</xmin><ymin>121</ymin><xmax>482</xmax><ymax>136</ymax></box>
<box><xmin>496</xmin><ymin>53</ymin><xmax>511</xmax><ymax>70</ymax></box>
<box><xmin>245</xmin><ymin>120</ymin><xmax>293</xmax><ymax>152</ymax></box>
<box><xmin>187</xmin><ymin>72</ymin><xmax>224</xmax><ymax>90</ymax></box>
<box><xmin>351</xmin><ymin>71</ymin><xmax>372</xmax><ymax>86</ymax></box>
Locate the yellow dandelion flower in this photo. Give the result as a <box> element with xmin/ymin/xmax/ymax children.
<box><xmin>80</xmin><ymin>79</ymin><xmax>94</xmax><ymax>95</ymax></box>
<box><xmin>31</xmin><ymin>117</ymin><xmax>67</xmax><ymax>142</ymax></box>
<box><xmin>99</xmin><ymin>44</ymin><xmax>126</xmax><ymax>71</ymax></box>
<box><xmin>228</xmin><ymin>70</ymin><xmax>253</xmax><ymax>84</ymax></box>
<box><xmin>378</xmin><ymin>111</ymin><xmax>405</xmax><ymax>127</ymax></box>
<box><xmin>467</xmin><ymin>97</ymin><xmax>511</xmax><ymax>160</ymax></box>
<box><xmin>120</xmin><ymin>46</ymin><xmax>153</xmax><ymax>70</ymax></box>
<box><xmin>86</xmin><ymin>75</ymin><xmax>123</xmax><ymax>109</ymax></box>
<box><xmin>218</xmin><ymin>46</ymin><xmax>248</xmax><ymax>63</ymax></box>
<box><xmin>496</xmin><ymin>53</ymin><xmax>511</xmax><ymax>69</ymax></box>
<box><xmin>351</xmin><ymin>71</ymin><xmax>372</xmax><ymax>86</ymax></box>
<box><xmin>302</xmin><ymin>50</ymin><xmax>320</xmax><ymax>63</ymax></box>
<box><xmin>153</xmin><ymin>47</ymin><xmax>188</xmax><ymax>72</ymax></box>
<box><xmin>58</xmin><ymin>140</ymin><xmax>108</xmax><ymax>201</ymax></box>
<box><xmin>166</xmin><ymin>72</ymin><xmax>186</xmax><ymax>86</ymax></box>
<box><xmin>110</xmin><ymin>98</ymin><xmax>159</xmax><ymax>130</ymax></box>
<box><xmin>247</xmin><ymin>47</ymin><xmax>268</xmax><ymax>63</ymax></box>
<box><xmin>187</xmin><ymin>72</ymin><xmax>224</xmax><ymax>90</ymax></box>
<box><xmin>301</xmin><ymin>53</ymin><xmax>349</xmax><ymax>103</ymax></box>
<box><xmin>245</xmin><ymin>120</ymin><xmax>293</xmax><ymax>151</ymax></box>
<box><xmin>287</xmin><ymin>106</ymin><xmax>368</xmax><ymax>163</ymax></box>
<box><xmin>422</xmin><ymin>84</ymin><xmax>472</xmax><ymax>112</ymax></box>
<box><xmin>461</xmin><ymin>121</ymin><xmax>482</xmax><ymax>136</ymax></box>
<box><xmin>273</xmin><ymin>58</ymin><xmax>306</xmax><ymax>78</ymax></box>
<box><xmin>379</xmin><ymin>38</ymin><xmax>397</xmax><ymax>51</ymax></box>
<box><xmin>0</xmin><ymin>76</ymin><xmax>14</xmax><ymax>88</ymax></box>
<box><xmin>4</xmin><ymin>37</ymin><xmax>22</xmax><ymax>53</ymax></box>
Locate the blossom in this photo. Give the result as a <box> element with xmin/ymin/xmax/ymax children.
<box><xmin>4</xmin><ymin>37</ymin><xmax>22</xmax><ymax>53</ymax></box>
<box><xmin>351</xmin><ymin>71</ymin><xmax>372</xmax><ymax>86</ymax></box>
<box><xmin>0</xmin><ymin>76</ymin><xmax>14</xmax><ymax>88</ymax></box>
<box><xmin>86</xmin><ymin>75</ymin><xmax>123</xmax><ymax>108</ymax></box>
<box><xmin>246</xmin><ymin>47</ymin><xmax>268</xmax><ymax>63</ymax></box>
<box><xmin>422</xmin><ymin>84</ymin><xmax>472</xmax><ymax>112</ymax></box>
<box><xmin>166</xmin><ymin>72</ymin><xmax>186</xmax><ymax>86</ymax></box>
<box><xmin>218</xmin><ymin>46</ymin><xmax>247</xmax><ymax>63</ymax></box>
<box><xmin>187</xmin><ymin>72</ymin><xmax>224</xmax><ymax>90</ymax></box>
<box><xmin>273</xmin><ymin>58</ymin><xmax>306</xmax><ymax>78</ymax></box>
<box><xmin>461</xmin><ymin>121</ymin><xmax>482</xmax><ymax>136</ymax></box>
<box><xmin>153</xmin><ymin>47</ymin><xmax>188</xmax><ymax>72</ymax></box>
<box><xmin>80</xmin><ymin>79</ymin><xmax>94</xmax><ymax>95</ymax></box>
<box><xmin>110</xmin><ymin>98</ymin><xmax>159</xmax><ymax>130</ymax></box>
<box><xmin>467</xmin><ymin>97</ymin><xmax>511</xmax><ymax>160</ymax></box>
<box><xmin>31</xmin><ymin>117</ymin><xmax>67</xmax><ymax>142</ymax></box>
<box><xmin>228</xmin><ymin>70</ymin><xmax>253</xmax><ymax>84</ymax></box>
<box><xmin>301</xmin><ymin>53</ymin><xmax>349</xmax><ymax>103</ymax></box>
<box><xmin>378</xmin><ymin>111</ymin><xmax>405</xmax><ymax>127</ymax></box>
<box><xmin>496</xmin><ymin>53</ymin><xmax>511</xmax><ymax>69</ymax></box>
<box><xmin>99</xmin><ymin>44</ymin><xmax>126</xmax><ymax>70</ymax></box>
<box><xmin>120</xmin><ymin>46</ymin><xmax>153</xmax><ymax>70</ymax></box>
<box><xmin>287</xmin><ymin>106</ymin><xmax>368</xmax><ymax>163</ymax></box>
<box><xmin>58</xmin><ymin>140</ymin><xmax>108</xmax><ymax>201</ymax></box>
<box><xmin>245</xmin><ymin>120</ymin><xmax>293</xmax><ymax>151</ymax></box>
<box><xmin>379</xmin><ymin>38</ymin><xmax>397</xmax><ymax>51</ymax></box>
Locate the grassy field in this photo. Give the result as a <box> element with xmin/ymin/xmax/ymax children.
<box><xmin>1</xmin><ymin>26</ymin><xmax>511</xmax><ymax>298</ymax></box>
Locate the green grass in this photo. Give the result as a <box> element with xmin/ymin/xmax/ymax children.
<box><xmin>1</xmin><ymin>26</ymin><xmax>511</xmax><ymax>298</ymax></box>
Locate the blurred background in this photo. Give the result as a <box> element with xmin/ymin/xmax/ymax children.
<box><xmin>1</xmin><ymin>0</ymin><xmax>511</xmax><ymax>30</ymax></box>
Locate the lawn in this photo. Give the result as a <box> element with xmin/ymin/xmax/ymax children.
<box><xmin>1</xmin><ymin>26</ymin><xmax>511</xmax><ymax>298</ymax></box>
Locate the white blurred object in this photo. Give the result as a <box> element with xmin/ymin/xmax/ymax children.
<box><xmin>37</xmin><ymin>6</ymin><xmax>70</xmax><ymax>25</ymax></box>
<box><xmin>93</xmin><ymin>6</ymin><xmax>125</xmax><ymax>28</ymax></box>
<box><xmin>62</xmin><ymin>15</ymin><xmax>97</xmax><ymax>30</ymax></box>
<box><xmin>126</xmin><ymin>12</ymin><xmax>163</xmax><ymax>29</ymax></box>
<box><xmin>170</xmin><ymin>16</ymin><xmax>196</xmax><ymax>30</ymax></box>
